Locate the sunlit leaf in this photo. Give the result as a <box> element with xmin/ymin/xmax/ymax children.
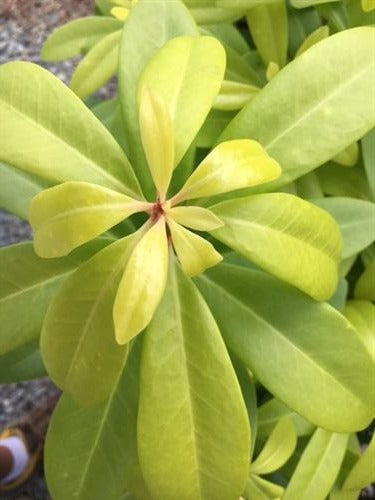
<box><xmin>113</xmin><ymin>218</ymin><xmax>168</xmax><ymax>344</ymax></box>
<box><xmin>138</xmin><ymin>259</ymin><xmax>250</xmax><ymax>499</ymax></box>
<box><xmin>30</xmin><ymin>182</ymin><xmax>146</xmax><ymax>258</ymax></box>
<box><xmin>111</xmin><ymin>6</ymin><xmax>129</xmax><ymax>19</ymax></box>
<box><xmin>174</xmin><ymin>140</ymin><xmax>281</xmax><ymax>203</ymax></box>
<box><xmin>167</xmin><ymin>218</ymin><xmax>222</xmax><ymax>277</ymax></box>
<box><xmin>295</xmin><ymin>25</ymin><xmax>329</xmax><ymax>57</ymax></box>
<box><xmin>211</xmin><ymin>194</ymin><xmax>341</xmax><ymax>300</ymax></box>
<box><xmin>167</xmin><ymin>205</ymin><xmax>223</xmax><ymax>231</ymax></box>
<box><xmin>343</xmin><ymin>300</ymin><xmax>375</xmax><ymax>362</ymax></box>
<box><xmin>361</xmin><ymin>0</ymin><xmax>375</xmax><ymax>12</ymax></box>
<box><xmin>138</xmin><ymin>87</ymin><xmax>174</xmax><ymax>199</ymax></box>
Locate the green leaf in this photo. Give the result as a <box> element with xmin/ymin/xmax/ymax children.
<box><xmin>291</xmin><ymin>0</ymin><xmax>340</xmax><ymax>7</ymax></box>
<box><xmin>196</xmin><ymin>109</ymin><xmax>236</xmax><ymax>148</ymax></box>
<box><xmin>0</xmin><ymin>340</ymin><xmax>46</xmax><ymax>383</ymax></box>
<box><xmin>45</xmin><ymin>337</ymin><xmax>150</xmax><ymax>500</ymax></box>
<box><xmin>328</xmin><ymin>278</ymin><xmax>348</xmax><ymax>312</ymax></box>
<box><xmin>113</xmin><ymin>218</ymin><xmax>168</xmax><ymax>344</ymax></box>
<box><xmin>295</xmin><ymin>25</ymin><xmax>329</xmax><ymax>57</ymax></box>
<box><xmin>174</xmin><ymin>140</ymin><xmax>281</xmax><ymax>203</ymax></box>
<box><xmin>41</xmin><ymin>234</ymin><xmax>143</xmax><ymax>405</ymax></box>
<box><xmin>91</xmin><ymin>97</ymin><xmax>128</xmax><ymax>152</ymax></box>
<box><xmin>184</xmin><ymin>1</ymin><xmax>244</xmax><ymax>24</ymax></box>
<box><xmin>343</xmin><ymin>300</ymin><xmax>375</xmax><ymax>363</ymax></box>
<box><xmin>220</xmin><ymin>27</ymin><xmax>375</xmax><ymax>191</ymax></box>
<box><xmin>347</xmin><ymin>0</ymin><xmax>375</xmax><ymax>25</ymax></box>
<box><xmin>167</xmin><ymin>218</ymin><xmax>223</xmax><ymax>276</ymax></box>
<box><xmin>317</xmin><ymin>2</ymin><xmax>349</xmax><ymax>32</ymax></box>
<box><xmin>355</xmin><ymin>260</ymin><xmax>375</xmax><ymax>301</ymax></box>
<box><xmin>70</xmin><ymin>30</ymin><xmax>122</xmax><ymax>99</ymax></box>
<box><xmin>29</xmin><ymin>181</ymin><xmax>146</xmax><ymax>258</ymax></box>
<box><xmin>294</xmin><ymin>171</ymin><xmax>323</xmax><ymax>199</ymax></box>
<box><xmin>311</xmin><ymin>197</ymin><xmax>375</xmax><ymax>259</ymax></box>
<box><xmin>0</xmin><ymin>62</ymin><xmax>141</xmax><ymax>198</ymax></box>
<box><xmin>203</xmin><ymin>22</ymin><xmax>249</xmax><ymax>55</ymax></box>
<box><xmin>362</xmin><ymin>128</ymin><xmax>375</xmax><ymax>200</ymax></box>
<box><xmin>250</xmin><ymin>417</ymin><xmax>297</xmax><ymax>474</ymax></box>
<box><xmin>287</xmin><ymin>3</ymin><xmax>322</xmax><ymax>57</ymax></box>
<box><xmin>167</xmin><ymin>206</ymin><xmax>223</xmax><ymax>231</ymax></box>
<box><xmin>283</xmin><ymin>429</ymin><xmax>348</xmax><ymax>500</ymax></box>
<box><xmin>342</xmin><ymin>432</ymin><xmax>375</xmax><ymax>491</ymax></box>
<box><xmin>258</xmin><ymin>398</ymin><xmax>315</xmax><ymax>438</ymax></box>
<box><xmin>0</xmin><ymin>163</ymin><xmax>49</xmax><ymax>220</ymax></box>
<box><xmin>317</xmin><ymin>163</ymin><xmax>370</xmax><ymax>200</ymax></box>
<box><xmin>139</xmin><ymin>36</ymin><xmax>226</xmax><ymax>167</ymax></box>
<box><xmin>332</xmin><ymin>142</ymin><xmax>359</xmax><ymax>167</ymax></box>
<box><xmin>41</xmin><ymin>16</ymin><xmax>122</xmax><ymax>61</ymax></box>
<box><xmin>0</xmin><ymin>240</ymin><xmax>110</xmax><ymax>356</ymax></box>
<box><xmin>138</xmin><ymin>87</ymin><xmax>174</xmax><ymax>199</ymax></box>
<box><xmin>138</xmin><ymin>258</ymin><xmax>250</xmax><ymax>500</ymax></box>
<box><xmin>246</xmin><ymin>0</ymin><xmax>288</xmax><ymax>68</ymax></box>
<box><xmin>119</xmin><ymin>0</ymin><xmax>198</xmax><ymax>196</ymax></box>
<box><xmin>214</xmin><ymin>80</ymin><xmax>259</xmax><ymax>111</ymax></box>
<box><xmin>211</xmin><ymin>193</ymin><xmax>341</xmax><ymax>300</ymax></box>
<box><xmin>196</xmin><ymin>264</ymin><xmax>375</xmax><ymax>431</ymax></box>
<box><xmin>244</xmin><ymin>474</ymin><xmax>285</xmax><ymax>500</ymax></box>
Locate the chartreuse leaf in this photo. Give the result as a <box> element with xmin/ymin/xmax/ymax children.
<box><xmin>284</xmin><ymin>429</ymin><xmax>349</xmax><ymax>500</ymax></box>
<box><xmin>220</xmin><ymin>28</ymin><xmax>375</xmax><ymax>191</ymax></box>
<box><xmin>173</xmin><ymin>140</ymin><xmax>281</xmax><ymax>203</ymax></box>
<box><xmin>0</xmin><ymin>62</ymin><xmax>141</xmax><ymax>198</ymax></box>
<box><xmin>0</xmin><ymin>163</ymin><xmax>49</xmax><ymax>220</ymax></box>
<box><xmin>343</xmin><ymin>300</ymin><xmax>375</xmax><ymax>362</ymax></box>
<box><xmin>214</xmin><ymin>80</ymin><xmax>259</xmax><ymax>111</ymax></box>
<box><xmin>362</xmin><ymin>129</ymin><xmax>375</xmax><ymax>200</ymax></box>
<box><xmin>138</xmin><ymin>87</ymin><xmax>174</xmax><ymax>199</ymax></box>
<box><xmin>246</xmin><ymin>0</ymin><xmax>288</xmax><ymax>68</ymax></box>
<box><xmin>196</xmin><ymin>264</ymin><xmax>374</xmax><ymax>431</ymax></box>
<box><xmin>184</xmin><ymin>0</ymin><xmax>244</xmax><ymax>24</ymax></box>
<box><xmin>244</xmin><ymin>474</ymin><xmax>284</xmax><ymax>500</ymax></box>
<box><xmin>111</xmin><ymin>6</ymin><xmax>129</xmax><ymax>20</ymax></box>
<box><xmin>342</xmin><ymin>432</ymin><xmax>375</xmax><ymax>491</ymax></box>
<box><xmin>119</xmin><ymin>0</ymin><xmax>198</xmax><ymax>196</ymax></box>
<box><xmin>45</xmin><ymin>337</ymin><xmax>150</xmax><ymax>500</ymax></box>
<box><xmin>291</xmin><ymin>0</ymin><xmax>340</xmax><ymax>6</ymax></box>
<box><xmin>138</xmin><ymin>35</ymin><xmax>226</xmax><ymax>167</ymax></box>
<box><xmin>295</xmin><ymin>25</ymin><xmax>329</xmax><ymax>57</ymax></box>
<box><xmin>355</xmin><ymin>260</ymin><xmax>375</xmax><ymax>301</ymax></box>
<box><xmin>0</xmin><ymin>340</ymin><xmax>46</xmax><ymax>383</ymax></box>
<box><xmin>41</xmin><ymin>17</ymin><xmax>122</xmax><ymax>61</ymax></box>
<box><xmin>311</xmin><ymin>197</ymin><xmax>375</xmax><ymax>259</ymax></box>
<box><xmin>167</xmin><ymin>217</ymin><xmax>222</xmax><ymax>277</ymax></box>
<box><xmin>250</xmin><ymin>418</ymin><xmax>297</xmax><ymax>475</ymax></box>
<box><xmin>0</xmin><ymin>240</ymin><xmax>110</xmax><ymax>357</ymax></box>
<box><xmin>203</xmin><ymin>22</ymin><xmax>249</xmax><ymax>55</ymax></box>
<box><xmin>166</xmin><ymin>206</ymin><xmax>223</xmax><ymax>231</ymax></box>
<box><xmin>70</xmin><ymin>30</ymin><xmax>122</xmax><ymax>99</ymax></box>
<box><xmin>114</xmin><ymin>218</ymin><xmax>168</xmax><ymax>344</ymax></box>
<box><xmin>138</xmin><ymin>258</ymin><xmax>250</xmax><ymax>500</ymax></box>
<box><xmin>211</xmin><ymin>194</ymin><xmax>341</xmax><ymax>300</ymax></box>
<box><xmin>258</xmin><ymin>398</ymin><xmax>314</xmax><ymax>438</ymax></box>
<box><xmin>29</xmin><ymin>182</ymin><xmax>147</xmax><ymax>258</ymax></box>
<box><xmin>332</xmin><ymin>142</ymin><xmax>359</xmax><ymax>167</ymax></box>
<box><xmin>41</xmin><ymin>232</ymin><xmax>144</xmax><ymax>405</ymax></box>
<box><xmin>362</xmin><ymin>0</ymin><xmax>375</xmax><ymax>12</ymax></box>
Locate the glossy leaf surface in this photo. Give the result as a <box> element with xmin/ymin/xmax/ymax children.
<box><xmin>175</xmin><ymin>140</ymin><xmax>281</xmax><ymax>203</ymax></box>
<box><xmin>114</xmin><ymin>218</ymin><xmax>168</xmax><ymax>344</ymax></box>
<box><xmin>211</xmin><ymin>193</ymin><xmax>341</xmax><ymax>300</ymax></box>
<box><xmin>196</xmin><ymin>264</ymin><xmax>374</xmax><ymax>431</ymax></box>
<box><xmin>30</xmin><ymin>182</ymin><xmax>145</xmax><ymax>258</ymax></box>
<box><xmin>0</xmin><ymin>62</ymin><xmax>141</xmax><ymax>198</ymax></box>
<box><xmin>138</xmin><ymin>259</ymin><xmax>250</xmax><ymax>500</ymax></box>
<box><xmin>220</xmin><ymin>28</ymin><xmax>375</xmax><ymax>191</ymax></box>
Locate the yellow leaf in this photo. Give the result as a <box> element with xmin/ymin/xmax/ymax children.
<box><xmin>173</xmin><ymin>139</ymin><xmax>281</xmax><ymax>203</ymax></box>
<box><xmin>167</xmin><ymin>218</ymin><xmax>222</xmax><ymax>277</ymax></box>
<box><xmin>266</xmin><ymin>62</ymin><xmax>279</xmax><ymax>81</ymax></box>
<box><xmin>166</xmin><ymin>206</ymin><xmax>223</xmax><ymax>231</ymax></box>
<box><xmin>110</xmin><ymin>6</ymin><xmax>130</xmax><ymax>21</ymax></box>
<box><xmin>362</xmin><ymin>0</ymin><xmax>375</xmax><ymax>12</ymax></box>
<box><xmin>139</xmin><ymin>86</ymin><xmax>175</xmax><ymax>199</ymax></box>
<box><xmin>113</xmin><ymin>217</ymin><xmax>168</xmax><ymax>344</ymax></box>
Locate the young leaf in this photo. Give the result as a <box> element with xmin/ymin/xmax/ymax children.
<box><xmin>210</xmin><ymin>193</ymin><xmax>341</xmax><ymax>300</ymax></box>
<box><xmin>311</xmin><ymin>197</ymin><xmax>375</xmax><ymax>259</ymax></box>
<box><xmin>138</xmin><ymin>87</ymin><xmax>174</xmax><ymax>199</ymax></box>
<box><xmin>174</xmin><ymin>140</ymin><xmax>281</xmax><ymax>203</ymax></box>
<box><xmin>0</xmin><ymin>340</ymin><xmax>46</xmax><ymax>383</ymax></box>
<box><xmin>45</xmin><ymin>338</ymin><xmax>150</xmax><ymax>500</ymax></box>
<box><xmin>167</xmin><ymin>206</ymin><xmax>223</xmax><ymax>231</ymax></box>
<box><xmin>111</xmin><ymin>6</ymin><xmax>129</xmax><ymax>20</ymax></box>
<box><xmin>220</xmin><ymin>27</ymin><xmax>375</xmax><ymax>191</ymax></box>
<box><xmin>332</xmin><ymin>142</ymin><xmax>359</xmax><ymax>167</ymax></box>
<box><xmin>342</xmin><ymin>432</ymin><xmax>375</xmax><ymax>491</ymax></box>
<box><xmin>362</xmin><ymin>0</ymin><xmax>375</xmax><ymax>12</ymax></box>
<box><xmin>246</xmin><ymin>0</ymin><xmax>288</xmax><ymax>68</ymax></box>
<box><xmin>41</xmin><ymin>234</ymin><xmax>142</xmax><ymax>405</ymax></box>
<box><xmin>250</xmin><ymin>418</ymin><xmax>297</xmax><ymax>475</ymax></box>
<box><xmin>138</xmin><ymin>259</ymin><xmax>250</xmax><ymax>500</ymax></box>
<box><xmin>343</xmin><ymin>300</ymin><xmax>375</xmax><ymax>363</ymax></box>
<box><xmin>355</xmin><ymin>260</ymin><xmax>375</xmax><ymax>301</ymax></box>
<box><xmin>0</xmin><ymin>240</ymin><xmax>110</xmax><ymax>356</ymax></box>
<box><xmin>0</xmin><ymin>62</ymin><xmax>141</xmax><ymax>198</ymax></box>
<box><xmin>283</xmin><ymin>429</ymin><xmax>348</xmax><ymax>500</ymax></box>
<box><xmin>244</xmin><ymin>474</ymin><xmax>285</xmax><ymax>500</ymax></box>
<box><xmin>295</xmin><ymin>25</ymin><xmax>329</xmax><ymax>57</ymax></box>
<box><xmin>119</xmin><ymin>0</ymin><xmax>198</xmax><ymax>197</ymax></box>
<box><xmin>138</xmin><ymin>36</ymin><xmax>226</xmax><ymax>167</ymax></box>
<box><xmin>258</xmin><ymin>398</ymin><xmax>314</xmax><ymax>438</ymax></box>
<box><xmin>30</xmin><ymin>182</ymin><xmax>147</xmax><ymax>258</ymax></box>
<box><xmin>196</xmin><ymin>264</ymin><xmax>374</xmax><ymax>432</ymax></box>
<box><xmin>214</xmin><ymin>80</ymin><xmax>259</xmax><ymax>111</ymax></box>
<box><xmin>113</xmin><ymin>218</ymin><xmax>168</xmax><ymax>344</ymax></box>
<box><xmin>70</xmin><ymin>30</ymin><xmax>122</xmax><ymax>99</ymax></box>
<box><xmin>167</xmin><ymin>218</ymin><xmax>222</xmax><ymax>277</ymax></box>
<box><xmin>41</xmin><ymin>16</ymin><xmax>122</xmax><ymax>61</ymax></box>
